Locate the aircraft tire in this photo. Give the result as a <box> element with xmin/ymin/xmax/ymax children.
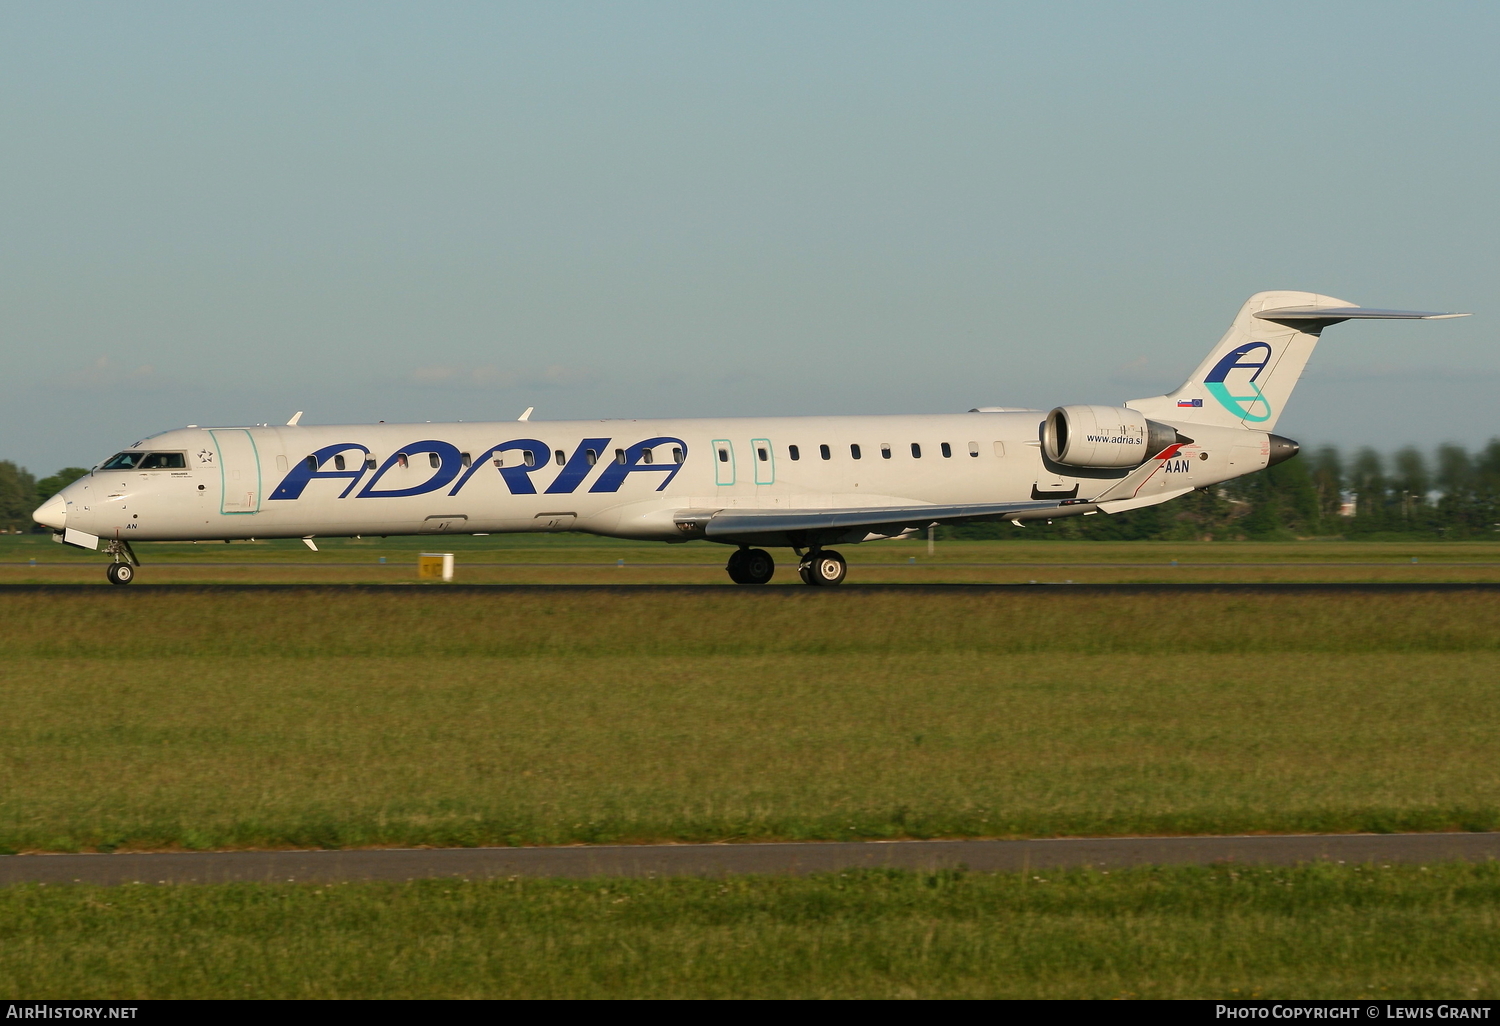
<box><xmin>808</xmin><ymin>550</ymin><xmax>846</xmax><ymax>586</ymax></box>
<box><xmin>797</xmin><ymin>559</ymin><xmax>815</xmax><ymax>585</ymax></box>
<box><xmin>739</xmin><ymin>548</ymin><xmax>775</xmax><ymax>585</ymax></box>
<box><xmin>725</xmin><ymin>549</ymin><xmax>748</xmax><ymax>584</ymax></box>
<box><xmin>107</xmin><ymin>563</ymin><xmax>134</xmax><ymax>586</ymax></box>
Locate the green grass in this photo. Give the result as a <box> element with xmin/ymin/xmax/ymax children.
<box><xmin>5</xmin><ymin>532</ymin><xmax>1500</xmax><ymax>562</ymax></box>
<box><xmin>3</xmin><ymin>864</ymin><xmax>1499</xmax><ymax>998</ymax></box>
<box><xmin>3</xmin><ymin>591</ymin><xmax>1499</xmax><ymax>852</ymax></box>
<box><xmin>5</xmin><ymin>534</ymin><xmax>1499</xmax><ymax>583</ymax></box>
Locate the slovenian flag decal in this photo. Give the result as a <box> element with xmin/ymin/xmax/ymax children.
<box><xmin>1177</xmin><ymin>398</ymin><xmax>1203</xmax><ymax>408</ymax></box>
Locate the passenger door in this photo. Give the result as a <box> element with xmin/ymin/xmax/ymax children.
<box><xmin>210</xmin><ymin>429</ymin><xmax>262</xmax><ymax>515</ymax></box>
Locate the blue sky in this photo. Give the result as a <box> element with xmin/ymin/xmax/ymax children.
<box><xmin>3</xmin><ymin>1</ymin><xmax>1496</xmax><ymax>474</ymax></box>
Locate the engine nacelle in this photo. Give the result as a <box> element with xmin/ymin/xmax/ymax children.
<box><xmin>1042</xmin><ymin>405</ymin><xmax>1180</xmax><ymax>468</ymax></box>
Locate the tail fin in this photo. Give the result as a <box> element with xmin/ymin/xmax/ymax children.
<box><xmin>1127</xmin><ymin>291</ymin><xmax>1468</xmax><ymax>431</ymax></box>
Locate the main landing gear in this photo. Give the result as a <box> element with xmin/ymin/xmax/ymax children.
<box><xmin>105</xmin><ymin>539</ymin><xmax>140</xmax><ymax>586</ymax></box>
<box><xmin>724</xmin><ymin>547</ymin><xmax>848</xmax><ymax>586</ymax></box>
<box><xmin>798</xmin><ymin>549</ymin><xmax>846</xmax><ymax>587</ymax></box>
<box><xmin>726</xmin><ymin>547</ymin><xmax>775</xmax><ymax>585</ymax></box>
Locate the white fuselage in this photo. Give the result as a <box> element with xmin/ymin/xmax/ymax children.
<box><xmin>49</xmin><ymin>412</ymin><xmax>1265</xmax><ymax>546</ymax></box>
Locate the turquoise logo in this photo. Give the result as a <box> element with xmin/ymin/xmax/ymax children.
<box><xmin>1204</xmin><ymin>341</ymin><xmax>1273</xmax><ymax>422</ymax></box>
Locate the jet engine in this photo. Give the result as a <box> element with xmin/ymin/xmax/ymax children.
<box><xmin>1042</xmin><ymin>405</ymin><xmax>1182</xmax><ymax>468</ymax></box>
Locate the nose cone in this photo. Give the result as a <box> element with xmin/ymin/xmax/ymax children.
<box><xmin>1267</xmin><ymin>434</ymin><xmax>1300</xmax><ymax>467</ymax></box>
<box><xmin>33</xmin><ymin>493</ymin><xmax>67</xmax><ymax>531</ymax></box>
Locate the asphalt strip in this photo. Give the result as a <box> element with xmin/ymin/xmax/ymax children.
<box><xmin>4</xmin><ymin>834</ymin><xmax>1498</xmax><ymax>885</ymax></box>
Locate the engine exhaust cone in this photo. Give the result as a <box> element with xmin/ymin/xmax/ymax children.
<box><xmin>1267</xmin><ymin>435</ymin><xmax>1300</xmax><ymax>467</ymax></box>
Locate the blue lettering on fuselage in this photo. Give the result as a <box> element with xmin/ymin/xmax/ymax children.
<box><xmin>445</xmin><ymin>438</ymin><xmax>554</xmax><ymax>495</ymax></box>
<box><xmin>546</xmin><ymin>437</ymin><xmax>613</xmax><ymax>494</ymax></box>
<box><xmin>267</xmin><ymin>435</ymin><xmax>689</xmax><ymax>500</ymax></box>
<box><xmin>590</xmin><ymin>437</ymin><xmax>688</xmax><ymax>493</ymax></box>
<box><xmin>269</xmin><ymin>443</ymin><xmax>373</xmax><ymax>500</ymax></box>
<box><xmin>357</xmin><ymin>440</ymin><xmax>464</xmax><ymax>499</ymax></box>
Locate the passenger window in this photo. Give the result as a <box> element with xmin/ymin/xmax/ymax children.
<box><xmin>941</xmin><ymin>442</ymin><xmax>952</xmax><ymax>459</ymax></box>
<box><xmin>365</xmin><ymin>456</ymin><xmax>377</xmax><ymax>470</ymax></box>
<box><xmin>586</xmin><ymin>449</ymin><xmax>598</xmax><ymax>465</ymax></box>
<box><xmin>461</xmin><ymin>452</ymin><xmax>472</xmax><ymax>468</ymax></box>
<box><xmin>993</xmin><ymin>441</ymin><xmax>1006</xmax><ymax>457</ymax></box>
<box><xmin>429</xmin><ymin>453</ymin><xmax>441</xmax><ymax>469</ymax></box>
<box><xmin>789</xmin><ymin>445</ymin><xmax>800</xmax><ymax>461</ymax></box>
<box><xmin>880</xmin><ymin>444</ymin><xmax>891</xmax><ymax>459</ymax></box>
<box><xmin>397</xmin><ymin>453</ymin><xmax>409</xmax><ymax>469</ymax></box>
<box><xmin>672</xmin><ymin>447</ymin><xmax>684</xmax><ymax>464</ymax></box>
<box><xmin>642</xmin><ymin>448</ymin><xmax>655</xmax><ymax>465</ymax></box>
<box><xmin>555</xmin><ymin>449</ymin><xmax>566</xmax><ymax>466</ymax></box>
<box><xmin>851</xmin><ymin>444</ymin><xmax>862</xmax><ymax>460</ymax></box>
<box><xmin>523</xmin><ymin>450</ymin><xmax>536</xmax><ymax>467</ymax></box>
<box><xmin>718</xmin><ymin>447</ymin><xmax>729</xmax><ymax>463</ymax></box>
<box><xmin>615</xmin><ymin>449</ymin><xmax>627</xmax><ymax>465</ymax></box>
<box><xmin>334</xmin><ymin>454</ymin><xmax>346</xmax><ymax>471</ymax></box>
<box><xmin>306</xmin><ymin>455</ymin><xmax>318</xmax><ymax>471</ymax></box>
<box><xmin>911</xmin><ymin>443</ymin><xmax>922</xmax><ymax>458</ymax></box>
<box><xmin>757</xmin><ymin>446</ymin><xmax>768</xmax><ymax>462</ymax></box>
<box><xmin>968</xmin><ymin>442</ymin><xmax>980</xmax><ymax>458</ymax></box>
<box><xmin>820</xmin><ymin>444</ymin><xmax>831</xmax><ymax>460</ymax></box>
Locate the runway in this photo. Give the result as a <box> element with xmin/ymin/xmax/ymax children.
<box><xmin>1</xmin><ymin>582</ymin><xmax>1499</xmax><ymax>594</ymax></box>
<box><xmin>4</xmin><ymin>833</ymin><xmax>1497</xmax><ymax>885</ymax></box>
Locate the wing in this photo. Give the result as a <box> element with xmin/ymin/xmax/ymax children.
<box><xmin>673</xmin><ymin>442</ymin><xmax>1203</xmax><ymax>545</ymax></box>
<box><xmin>673</xmin><ymin>498</ymin><xmax>1090</xmax><ymax>546</ymax></box>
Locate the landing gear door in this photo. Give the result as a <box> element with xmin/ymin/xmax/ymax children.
<box><xmin>209</xmin><ymin>429</ymin><xmax>262</xmax><ymax>515</ymax></box>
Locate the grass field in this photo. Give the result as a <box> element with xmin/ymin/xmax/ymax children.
<box><xmin>3</xmin><ymin>533</ymin><xmax>1499</xmax><ymax>584</ymax></box>
<box><xmin>3</xmin><ymin>588</ymin><xmax>1499</xmax><ymax>852</ymax></box>
<box><xmin>3</xmin><ymin>864</ymin><xmax>1499</xmax><ymax>998</ymax></box>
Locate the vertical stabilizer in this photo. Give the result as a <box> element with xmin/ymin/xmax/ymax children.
<box><xmin>1127</xmin><ymin>291</ymin><xmax>1351</xmax><ymax>431</ymax></box>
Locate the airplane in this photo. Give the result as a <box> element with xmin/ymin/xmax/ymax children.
<box><xmin>32</xmin><ymin>291</ymin><xmax>1467</xmax><ymax>585</ymax></box>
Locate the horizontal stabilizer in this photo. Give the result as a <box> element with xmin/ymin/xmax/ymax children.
<box><xmin>1255</xmin><ymin>306</ymin><xmax>1470</xmax><ymax>328</ymax></box>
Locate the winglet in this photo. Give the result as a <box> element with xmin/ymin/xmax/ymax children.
<box><xmin>286</xmin><ymin>411</ymin><xmax>303</xmax><ymax>426</ymax></box>
<box><xmin>517</xmin><ymin>407</ymin><xmax>534</xmax><ymax>422</ymax></box>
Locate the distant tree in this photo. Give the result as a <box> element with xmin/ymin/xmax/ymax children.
<box><xmin>1433</xmin><ymin>444</ymin><xmax>1476</xmax><ymax>536</ymax></box>
<box><xmin>1391</xmin><ymin>447</ymin><xmax>1431</xmax><ymax>528</ymax></box>
<box><xmin>1349</xmin><ymin>448</ymin><xmax>1388</xmax><ymax>527</ymax></box>
<box><xmin>1476</xmin><ymin>440</ymin><xmax>1500</xmax><ymax>537</ymax></box>
<box><xmin>0</xmin><ymin>462</ymin><xmax>37</xmax><ymax>532</ymax></box>
<box><xmin>1310</xmin><ymin>446</ymin><xmax>1345</xmax><ymax>522</ymax></box>
<box><xmin>35</xmin><ymin>467</ymin><xmax>91</xmax><ymax>501</ymax></box>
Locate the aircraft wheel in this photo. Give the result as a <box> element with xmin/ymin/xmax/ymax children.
<box><xmin>798</xmin><ymin>559</ymin><xmax>815</xmax><ymax>585</ymax></box>
<box><xmin>740</xmin><ymin>548</ymin><xmax>775</xmax><ymax>585</ymax></box>
<box><xmin>106</xmin><ymin>563</ymin><xmax>134</xmax><ymax>586</ymax></box>
<box><xmin>808</xmin><ymin>550</ymin><xmax>846</xmax><ymax>586</ymax></box>
<box><xmin>725</xmin><ymin>548</ymin><xmax>748</xmax><ymax>584</ymax></box>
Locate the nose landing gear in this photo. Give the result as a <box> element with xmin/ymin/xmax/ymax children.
<box><xmin>726</xmin><ymin>547</ymin><xmax>775</xmax><ymax>585</ymax></box>
<box><xmin>104</xmin><ymin>539</ymin><xmax>140</xmax><ymax>586</ymax></box>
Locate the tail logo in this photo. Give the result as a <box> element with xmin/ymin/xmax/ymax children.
<box><xmin>1203</xmin><ymin>341</ymin><xmax>1274</xmax><ymax>422</ymax></box>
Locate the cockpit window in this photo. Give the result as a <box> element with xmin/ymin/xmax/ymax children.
<box><xmin>100</xmin><ymin>452</ymin><xmax>145</xmax><ymax>470</ymax></box>
<box><xmin>138</xmin><ymin>452</ymin><xmax>187</xmax><ymax>469</ymax></box>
